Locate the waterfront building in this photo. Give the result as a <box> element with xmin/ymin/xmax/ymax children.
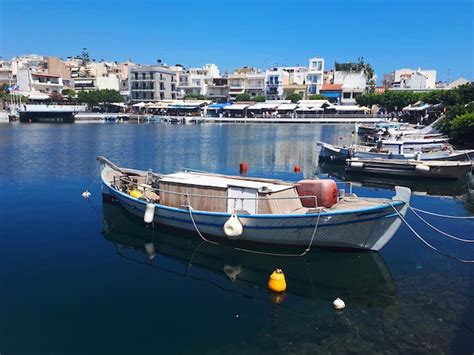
<box><xmin>264</xmin><ymin>68</ymin><xmax>290</xmax><ymax>100</ymax></box>
<box><xmin>306</xmin><ymin>57</ymin><xmax>325</xmax><ymax>95</ymax></box>
<box><xmin>206</xmin><ymin>78</ymin><xmax>229</xmax><ymax>102</ymax></box>
<box><xmin>70</xmin><ymin>60</ymin><xmax>121</xmax><ymax>91</ymax></box>
<box><xmin>0</xmin><ymin>60</ymin><xmax>13</xmax><ymax>86</ymax></box>
<box><xmin>384</xmin><ymin>68</ymin><xmax>437</xmax><ymax>90</ymax></box>
<box><xmin>177</xmin><ymin>64</ymin><xmax>220</xmax><ymax>98</ymax></box>
<box><xmin>16</xmin><ymin>68</ymin><xmax>64</xmax><ymax>94</ymax></box>
<box><xmin>129</xmin><ymin>65</ymin><xmax>177</xmax><ymax>102</ymax></box>
<box><xmin>319</xmin><ymin>84</ymin><xmax>343</xmax><ymax>103</ymax></box>
<box><xmin>227</xmin><ymin>68</ymin><xmax>266</xmax><ymax>101</ymax></box>
<box><xmin>331</xmin><ymin>62</ymin><xmax>371</xmax><ymax>105</ymax></box>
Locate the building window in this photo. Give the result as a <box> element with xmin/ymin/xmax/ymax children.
<box><xmin>160</xmin><ymin>83</ymin><xmax>165</xmax><ymax>90</ymax></box>
<box><xmin>160</xmin><ymin>92</ymin><xmax>164</xmax><ymax>100</ymax></box>
<box><xmin>134</xmin><ymin>72</ymin><xmax>138</xmax><ymax>80</ymax></box>
<box><xmin>150</xmin><ymin>92</ymin><xmax>154</xmax><ymax>100</ymax></box>
<box><xmin>142</xmin><ymin>73</ymin><xmax>146</xmax><ymax>80</ymax></box>
<box><xmin>160</xmin><ymin>73</ymin><xmax>163</xmax><ymax>80</ymax></box>
<box><xmin>171</xmin><ymin>84</ymin><xmax>176</xmax><ymax>91</ymax></box>
<box><xmin>150</xmin><ymin>72</ymin><xmax>154</xmax><ymax>80</ymax></box>
<box><xmin>343</xmin><ymin>92</ymin><xmax>351</xmax><ymax>99</ymax></box>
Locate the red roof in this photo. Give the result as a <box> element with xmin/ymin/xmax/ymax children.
<box><xmin>321</xmin><ymin>84</ymin><xmax>342</xmax><ymax>91</ymax></box>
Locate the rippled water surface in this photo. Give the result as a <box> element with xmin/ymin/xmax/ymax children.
<box><xmin>0</xmin><ymin>122</ymin><xmax>472</xmax><ymax>354</ymax></box>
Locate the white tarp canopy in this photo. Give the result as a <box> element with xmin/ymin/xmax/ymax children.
<box><xmin>110</xmin><ymin>102</ymin><xmax>126</xmax><ymax>107</ymax></box>
<box><xmin>403</xmin><ymin>102</ymin><xmax>431</xmax><ymax>111</ymax></box>
<box><xmin>277</xmin><ymin>103</ymin><xmax>298</xmax><ymax>110</ymax></box>
<box><xmin>247</xmin><ymin>102</ymin><xmax>280</xmax><ymax>110</ymax></box>
<box><xmin>296</xmin><ymin>106</ymin><xmax>323</xmax><ymax>112</ymax></box>
<box><xmin>14</xmin><ymin>91</ymin><xmax>50</xmax><ymax>100</ymax></box>
<box><xmin>224</xmin><ymin>104</ymin><xmax>250</xmax><ymax>110</ymax></box>
<box><xmin>132</xmin><ymin>102</ymin><xmax>147</xmax><ymax>107</ymax></box>
<box><xmin>335</xmin><ymin>105</ymin><xmax>368</xmax><ymax>112</ymax></box>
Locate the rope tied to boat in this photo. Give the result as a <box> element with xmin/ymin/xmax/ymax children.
<box><xmin>388</xmin><ymin>202</ymin><xmax>474</xmax><ymax>264</ymax></box>
<box><xmin>186</xmin><ymin>193</ymin><xmax>322</xmax><ymax>257</ymax></box>
<box><xmin>409</xmin><ymin>207</ymin><xmax>474</xmax><ymax>220</ymax></box>
<box><xmin>408</xmin><ymin>207</ymin><xmax>474</xmax><ymax>243</ymax></box>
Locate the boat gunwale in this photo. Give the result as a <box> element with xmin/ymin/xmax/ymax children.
<box><xmin>101</xmin><ymin>166</ymin><xmax>405</xmax><ymax>219</ymax></box>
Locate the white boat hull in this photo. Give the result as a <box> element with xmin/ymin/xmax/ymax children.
<box><xmin>101</xmin><ymin>173</ymin><xmax>409</xmax><ymax>251</ymax></box>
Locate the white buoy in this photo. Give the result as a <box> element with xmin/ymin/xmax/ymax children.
<box><xmin>82</xmin><ymin>190</ymin><xmax>91</xmax><ymax>199</ymax></box>
<box><xmin>144</xmin><ymin>203</ymin><xmax>155</xmax><ymax>223</ymax></box>
<box><xmin>144</xmin><ymin>242</ymin><xmax>156</xmax><ymax>260</ymax></box>
<box><xmin>223</xmin><ymin>213</ymin><xmax>243</xmax><ymax>239</ymax></box>
<box><xmin>333</xmin><ymin>298</ymin><xmax>346</xmax><ymax>310</ymax></box>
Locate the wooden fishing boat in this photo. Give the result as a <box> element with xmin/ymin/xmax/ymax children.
<box><xmin>98</xmin><ymin>156</ymin><xmax>411</xmax><ymax>251</ymax></box>
<box><xmin>345</xmin><ymin>158</ymin><xmax>472</xmax><ymax>179</ymax></box>
<box><xmin>318</xmin><ymin>141</ymin><xmax>472</xmax><ymax>162</ymax></box>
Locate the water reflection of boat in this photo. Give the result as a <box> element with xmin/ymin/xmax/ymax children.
<box><xmin>318</xmin><ymin>161</ymin><xmax>470</xmax><ymax>197</ymax></box>
<box><xmin>102</xmin><ymin>201</ymin><xmax>397</xmax><ymax>307</ymax></box>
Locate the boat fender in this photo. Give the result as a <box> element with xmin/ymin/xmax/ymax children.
<box><xmin>223</xmin><ymin>213</ymin><xmax>243</xmax><ymax>239</ymax></box>
<box><xmin>144</xmin><ymin>242</ymin><xmax>156</xmax><ymax>259</ymax></box>
<box><xmin>81</xmin><ymin>190</ymin><xmax>91</xmax><ymax>199</ymax></box>
<box><xmin>415</xmin><ymin>164</ymin><xmax>430</xmax><ymax>173</ymax></box>
<box><xmin>350</xmin><ymin>161</ymin><xmax>365</xmax><ymax>169</ymax></box>
<box><xmin>415</xmin><ymin>152</ymin><xmax>422</xmax><ymax>161</ymax></box>
<box><xmin>130</xmin><ymin>189</ymin><xmax>143</xmax><ymax>199</ymax></box>
<box><xmin>144</xmin><ymin>203</ymin><xmax>155</xmax><ymax>223</ymax></box>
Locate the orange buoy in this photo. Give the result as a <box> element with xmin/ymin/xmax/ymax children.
<box><xmin>294</xmin><ymin>164</ymin><xmax>301</xmax><ymax>173</ymax></box>
<box><xmin>239</xmin><ymin>162</ymin><xmax>248</xmax><ymax>173</ymax></box>
<box><xmin>268</xmin><ymin>269</ymin><xmax>286</xmax><ymax>292</ymax></box>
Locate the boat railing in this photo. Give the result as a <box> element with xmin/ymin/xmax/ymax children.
<box><xmin>114</xmin><ymin>175</ymin><xmax>321</xmax><ymax>208</ymax></box>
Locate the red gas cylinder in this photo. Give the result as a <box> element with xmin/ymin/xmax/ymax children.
<box><xmin>296</xmin><ymin>179</ymin><xmax>338</xmax><ymax>208</ymax></box>
<box><xmin>294</xmin><ymin>164</ymin><xmax>301</xmax><ymax>173</ymax></box>
<box><xmin>239</xmin><ymin>162</ymin><xmax>248</xmax><ymax>173</ymax></box>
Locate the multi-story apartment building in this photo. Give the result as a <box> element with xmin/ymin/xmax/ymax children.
<box><xmin>129</xmin><ymin>65</ymin><xmax>177</xmax><ymax>102</ymax></box>
<box><xmin>227</xmin><ymin>67</ymin><xmax>265</xmax><ymax>100</ymax></box>
<box><xmin>264</xmin><ymin>68</ymin><xmax>289</xmax><ymax>100</ymax></box>
<box><xmin>331</xmin><ymin>62</ymin><xmax>370</xmax><ymax>104</ymax></box>
<box><xmin>306</xmin><ymin>57</ymin><xmax>325</xmax><ymax>95</ymax></box>
<box><xmin>384</xmin><ymin>68</ymin><xmax>437</xmax><ymax>90</ymax></box>
<box><xmin>177</xmin><ymin>64</ymin><xmax>220</xmax><ymax>98</ymax></box>
<box><xmin>16</xmin><ymin>69</ymin><xmax>64</xmax><ymax>94</ymax></box>
<box><xmin>0</xmin><ymin>61</ymin><xmax>13</xmax><ymax>86</ymax></box>
<box><xmin>206</xmin><ymin>78</ymin><xmax>229</xmax><ymax>102</ymax></box>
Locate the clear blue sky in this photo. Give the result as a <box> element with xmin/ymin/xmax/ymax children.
<box><xmin>1</xmin><ymin>0</ymin><xmax>473</xmax><ymax>83</ymax></box>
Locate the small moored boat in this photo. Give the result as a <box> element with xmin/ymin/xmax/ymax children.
<box><xmin>98</xmin><ymin>156</ymin><xmax>411</xmax><ymax>251</ymax></box>
<box><xmin>345</xmin><ymin>158</ymin><xmax>472</xmax><ymax>179</ymax></box>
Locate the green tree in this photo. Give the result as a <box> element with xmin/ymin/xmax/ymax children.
<box><xmin>254</xmin><ymin>95</ymin><xmax>266</xmax><ymax>102</ymax></box>
<box><xmin>308</xmin><ymin>94</ymin><xmax>328</xmax><ymax>100</ymax></box>
<box><xmin>286</xmin><ymin>92</ymin><xmax>302</xmax><ymax>103</ymax></box>
<box><xmin>184</xmin><ymin>93</ymin><xmax>206</xmax><ymax>100</ymax></box>
<box><xmin>449</xmin><ymin>112</ymin><xmax>474</xmax><ymax>145</ymax></box>
<box><xmin>50</xmin><ymin>91</ymin><xmax>64</xmax><ymax>102</ymax></box>
<box><xmin>355</xmin><ymin>92</ymin><xmax>380</xmax><ymax>107</ymax></box>
<box><xmin>62</xmin><ymin>88</ymin><xmax>76</xmax><ymax>97</ymax></box>
<box><xmin>235</xmin><ymin>93</ymin><xmax>251</xmax><ymax>101</ymax></box>
<box><xmin>77</xmin><ymin>89</ymin><xmax>123</xmax><ymax>107</ymax></box>
<box><xmin>79</xmin><ymin>48</ymin><xmax>91</xmax><ymax>77</ymax></box>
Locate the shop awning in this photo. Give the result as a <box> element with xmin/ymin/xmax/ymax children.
<box><xmin>277</xmin><ymin>103</ymin><xmax>298</xmax><ymax>110</ymax></box>
<box><xmin>208</xmin><ymin>103</ymin><xmax>231</xmax><ymax>109</ymax></box>
<box><xmin>224</xmin><ymin>104</ymin><xmax>250</xmax><ymax>110</ymax></box>
<box><xmin>247</xmin><ymin>103</ymin><xmax>280</xmax><ymax>110</ymax></box>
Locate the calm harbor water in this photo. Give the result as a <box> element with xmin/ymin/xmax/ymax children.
<box><xmin>0</xmin><ymin>122</ymin><xmax>473</xmax><ymax>354</ymax></box>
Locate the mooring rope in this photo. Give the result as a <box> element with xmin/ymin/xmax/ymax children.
<box><xmin>410</xmin><ymin>207</ymin><xmax>474</xmax><ymax>220</ymax></box>
<box><xmin>409</xmin><ymin>207</ymin><xmax>474</xmax><ymax>243</ymax></box>
<box><xmin>186</xmin><ymin>195</ymin><xmax>322</xmax><ymax>257</ymax></box>
<box><xmin>389</xmin><ymin>203</ymin><xmax>474</xmax><ymax>264</ymax></box>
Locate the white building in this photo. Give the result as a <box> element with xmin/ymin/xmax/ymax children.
<box><xmin>17</xmin><ymin>68</ymin><xmax>64</xmax><ymax>94</ymax></box>
<box><xmin>385</xmin><ymin>68</ymin><xmax>437</xmax><ymax>90</ymax></box>
<box><xmin>177</xmin><ymin>64</ymin><xmax>220</xmax><ymax>98</ymax></box>
<box><xmin>227</xmin><ymin>67</ymin><xmax>265</xmax><ymax>100</ymax></box>
<box><xmin>306</xmin><ymin>57</ymin><xmax>325</xmax><ymax>95</ymax></box>
<box><xmin>264</xmin><ymin>68</ymin><xmax>289</xmax><ymax>100</ymax></box>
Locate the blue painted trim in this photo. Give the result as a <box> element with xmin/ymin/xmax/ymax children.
<box><xmin>104</xmin><ymin>181</ymin><xmax>404</xmax><ymax>219</ymax></box>
<box><xmin>110</xmin><ymin>188</ymin><xmax>399</xmax><ymax>230</ymax></box>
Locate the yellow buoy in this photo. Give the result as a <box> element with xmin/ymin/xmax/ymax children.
<box><xmin>129</xmin><ymin>190</ymin><xmax>143</xmax><ymax>199</ymax></box>
<box><xmin>268</xmin><ymin>269</ymin><xmax>287</xmax><ymax>292</ymax></box>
